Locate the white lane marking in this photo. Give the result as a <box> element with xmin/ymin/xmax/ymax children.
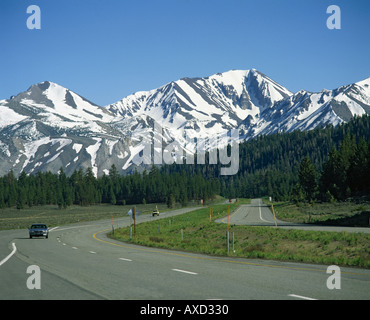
<box><xmin>258</xmin><ymin>199</ymin><xmax>270</xmax><ymax>223</ymax></box>
<box><xmin>72</xmin><ymin>247</ymin><xmax>78</xmax><ymax>250</ymax></box>
<box><xmin>49</xmin><ymin>226</ymin><xmax>59</xmax><ymax>232</ymax></box>
<box><xmin>89</xmin><ymin>251</ymin><xmax>97</xmax><ymax>254</ymax></box>
<box><xmin>53</xmin><ymin>225</ymin><xmax>93</xmax><ymax>232</ymax></box>
<box><xmin>119</xmin><ymin>258</ymin><xmax>132</xmax><ymax>262</ymax></box>
<box><xmin>0</xmin><ymin>243</ymin><xmax>17</xmax><ymax>267</ymax></box>
<box><xmin>172</xmin><ymin>268</ymin><xmax>198</xmax><ymax>275</ymax></box>
<box><xmin>288</xmin><ymin>294</ymin><xmax>317</xmax><ymax>300</ymax></box>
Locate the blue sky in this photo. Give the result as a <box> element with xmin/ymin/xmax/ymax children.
<box><xmin>1</xmin><ymin>0</ymin><xmax>369</xmax><ymax>106</ymax></box>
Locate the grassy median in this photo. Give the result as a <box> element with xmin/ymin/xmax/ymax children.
<box><xmin>0</xmin><ymin>203</ymin><xmax>170</xmax><ymax>231</ymax></box>
<box><xmin>111</xmin><ymin>201</ymin><xmax>370</xmax><ymax>268</ymax></box>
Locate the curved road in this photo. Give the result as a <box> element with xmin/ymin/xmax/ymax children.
<box><xmin>1</xmin><ymin>203</ymin><xmax>369</xmax><ymax>300</ymax></box>
<box><xmin>217</xmin><ymin>199</ymin><xmax>370</xmax><ymax>233</ymax></box>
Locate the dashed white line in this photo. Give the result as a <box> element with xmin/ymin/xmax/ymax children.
<box><xmin>172</xmin><ymin>268</ymin><xmax>198</xmax><ymax>275</ymax></box>
<box><xmin>72</xmin><ymin>247</ymin><xmax>78</xmax><ymax>250</ymax></box>
<box><xmin>0</xmin><ymin>243</ymin><xmax>17</xmax><ymax>267</ymax></box>
<box><xmin>89</xmin><ymin>251</ymin><xmax>97</xmax><ymax>254</ymax></box>
<box><xmin>288</xmin><ymin>294</ymin><xmax>317</xmax><ymax>300</ymax></box>
<box><xmin>119</xmin><ymin>258</ymin><xmax>132</xmax><ymax>262</ymax></box>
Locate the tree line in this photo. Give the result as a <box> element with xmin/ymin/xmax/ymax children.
<box><xmin>164</xmin><ymin>114</ymin><xmax>370</xmax><ymax>201</ymax></box>
<box><xmin>0</xmin><ymin>165</ymin><xmax>220</xmax><ymax>209</ymax></box>
<box><xmin>1</xmin><ymin>114</ymin><xmax>369</xmax><ymax>209</ymax></box>
<box><xmin>296</xmin><ymin>134</ymin><xmax>370</xmax><ymax>202</ymax></box>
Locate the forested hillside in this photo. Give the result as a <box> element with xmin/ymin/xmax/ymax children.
<box><xmin>229</xmin><ymin>115</ymin><xmax>370</xmax><ymax>200</ymax></box>
<box><xmin>0</xmin><ymin>115</ymin><xmax>369</xmax><ymax>209</ymax></box>
<box><xmin>164</xmin><ymin>115</ymin><xmax>370</xmax><ymax>201</ymax></box>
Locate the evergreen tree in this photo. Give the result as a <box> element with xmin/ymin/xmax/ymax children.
<box><xmin>167</xmin><ymin>193</ymin><xmax>176</xmax><ymax>208</ymax></box>
<box><xmin>298</xmin><ymin>157</ymin><xmax>318</xmax><ymax>201</ymax></box>
<box><xmin>291</xmin><ymin>183</ymin><xmax>305</xmax><ymax>204</ymax></box>
<box><xmin>348</xmin><ymin>138</ymin><xmax>368</xmax><ymax>194</ymax></box>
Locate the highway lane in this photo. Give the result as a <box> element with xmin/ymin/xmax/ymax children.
<box><xmin>217</xmin><ymin>199</ymin><xmax>370</xmax><ymax>233</ymax></box>
<box><xmin>217</xmin><ymin>199</ymin><xmax>282</xmax><ymax>226</ymax></box>
<box><xmin>1</xmin><ymin>204</ymin><xmax>369</xmax><ymax>300</ymax></box>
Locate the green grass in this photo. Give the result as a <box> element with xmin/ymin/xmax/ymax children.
<box><xmin>0</xmin><ymin>196</ymin><xmax>225</xmax><ymax>230</ymax></box>
<box><xmin>0</xmin><ymin>203</ymin><xmax>171</xmax><ymax>231</ymax></box>
<box><xmin>271</xmin><ymin>201</ymin><xmax>370</xmax><ymax>226</ymax></box>
<box><xmin>111</xmin><ymin>200</ymin><xmax>370</xmax><ymax>268</ymax></box>
<box><xmin>3</xmin><ymin>197</ymin><xmax>369</xmax><ymax>268</ymax></box>
<box><xmin>0</xmin><ymin>196</ymin><xmax>225</xmax><ymax>231</ymax></box>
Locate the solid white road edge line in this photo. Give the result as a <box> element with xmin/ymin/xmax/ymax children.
<box><xmin>288</xmin><ymin>294</ymin><xmax>317</xmax><ymax>300</ymax></box>
<box><xmin>0</xmin><ymin>243</ymin><xmax>17</xmax><ymax>267</ymax></box>
<box><xmin>172</xmin><ymin>268</ymin><xmax>198</xmax><ymax>275</ymax></box>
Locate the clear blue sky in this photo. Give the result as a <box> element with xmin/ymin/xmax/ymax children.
<box><xmin>1</xmin><ymin>0</ymin><xmax>369</xmax><ymax>106</ymax></box>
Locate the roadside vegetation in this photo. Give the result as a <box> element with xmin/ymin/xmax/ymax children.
<box><xmin>271</xmin><ymin>201</ymin><xmax>370</xmax><ymax>227</ymax></box>
<box><xmin>111</xmin><ymin>200</ymin><xmax>370</xmax><ymax>269</ymax></box>
<box><xmin>0</xmin><ymin>202</ymin><xmax>171</xmax><ymax>231</ymax></box>
<box><xmin>2</xmin><ymin>194</ymin><xmax>369</xmax><ymax>268</ymax></box>
<box><xmin>1</xmin><ymin>115</ymin><xmax>369</xmax><ymax>268</ymax></box>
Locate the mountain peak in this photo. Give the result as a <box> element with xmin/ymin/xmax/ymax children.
<box><xmin>27</xmin><ymin>80</ymin><xmax>64</xmax><ymax>93</ymax></box>
<box><xmin>1</xmin><ymin>69</ymin><xmax>369</xmax><ymax>177</ymax></box>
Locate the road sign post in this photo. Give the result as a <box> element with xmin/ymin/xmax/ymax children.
<box><xmin>128</xmin><ymin>207</ymin><xmax>137</xmax><ymax>238</ymax></box>
<box><xmin>227</xmin><ymin>231</ymin><xmax>229</xmax><ymax>254</ymax></box>
<box><xmin>271</xmin><ymin>204</ymin><xmax>278</xmax><ymax>228</ymax></box>
<box><xmin>232</xmin><ymin>232</ymin><xmax>234</xmax><ymax>252</ymax></box>
<box><xmin>134</xmin><ymin>207</ymin><xmax>136</xmax><ymax>235</ymax></box>
<box><xmin>226</xmin><ymin>205</ymin><xmax>230</xmax><ymax>253</ymax></box>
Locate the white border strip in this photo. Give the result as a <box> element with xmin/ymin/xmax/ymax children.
<box><xmin>119</xmin><ymin>258</ymin><xmax>132</xmax><ymax>262</ymax></box>
<box><xmin>172</xmin><ymin>268</ymin><xmax>198</xmax><ymax>275</ymax></box>
<box><xmin>259</xmin><ymin>201</ymin><xmax>270</xmax><ymax>223</ymax></box>
<box><xmin>288</xmin><ymin>294</ymin><xmax>317</xmax><ymax>300</ymax></box>
<box><xmin>0</xmin><ymin>243</ymin><xmax>17</xmax><ymax>267</ymax></box>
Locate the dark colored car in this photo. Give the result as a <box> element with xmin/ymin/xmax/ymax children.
<box><xmin>29</xmin><ymin>224</ymin><xmax>49</xmax><ymax>239</ymax></box>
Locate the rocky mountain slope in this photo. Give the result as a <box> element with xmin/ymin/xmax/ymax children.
<box><xmin>0</xmin><ymin>70</ymin><xmax>369</xmax><ymax>177</ymax></box>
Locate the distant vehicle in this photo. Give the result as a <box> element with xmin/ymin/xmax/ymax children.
<box><xmin>152</xmin><ymin>206</ymin><xmax>159</xmax><ymax>217</ymax></box>
<box><xmin>29</xmin><ymin>224</ymin><xmax>49</xmax><ymax>239</ymax></box>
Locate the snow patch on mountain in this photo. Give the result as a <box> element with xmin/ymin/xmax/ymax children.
<box><xmin>86</xmin><ymin>138</ymin><xmax>102</xmax><ymax>177</ymax></box>
<box><xmin>0</xmin><ymin>105</ymin><xmax>27</xmax><ymax>128</ymax></box>
<box><xmin>0</xmin><ymin>70</ymin><xmax>369</xmax><ymax>177</ymax></box>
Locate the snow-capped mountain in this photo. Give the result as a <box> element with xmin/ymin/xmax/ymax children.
<box><xmin>0</xmin><ymin>70</ymin><xmax>369</xmax><ymax>177</ymax></box>
<box><xmin>250</xmin><ymin>77</ymin><xmax>370</xmax><ymax>137</ymax></box>
<box><xmin>0</xmin><ymin>81</ymin><xmax>130</xmax><ymax>177</ymax></box>
<box><xmin>107</xmin><ymin>69</ymin><xmax>292</xmax><ymax>135</ymax></box>
<box><xmin>106</xmin><ymin>69</ymin><xmax>294</xmax><ymax>164</ymax></box>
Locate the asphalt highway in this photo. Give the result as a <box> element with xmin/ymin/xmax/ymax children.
<box><xmin>1</xmin><ymin>202</ymin><xmax>369</xmax><ymax>300</ymax></box>
<box><xmin>217</xmin><ymin>199</ymin><xmax>370</xmax><ymax>233</ymax></box>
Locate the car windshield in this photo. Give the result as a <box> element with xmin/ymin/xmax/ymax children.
<box><xmin>31</xmin><ymin>225</ymin><xmax>47</xmax><ymax>229</ymax></box>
